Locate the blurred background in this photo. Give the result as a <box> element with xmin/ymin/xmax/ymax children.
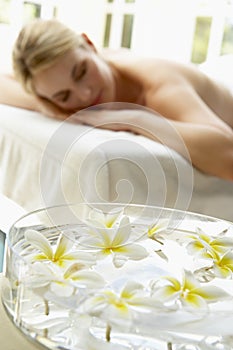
<box><xmin>0</xmin><ymin>0</ymin><xmax>233</xmax><ymax>72</ymax></box>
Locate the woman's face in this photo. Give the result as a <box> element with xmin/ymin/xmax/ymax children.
<box><xmin>33</xmin><ymin>41</ymin><xmax>116</xmax><ymax>112</ymax></box>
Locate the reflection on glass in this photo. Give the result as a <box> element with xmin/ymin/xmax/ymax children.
<box><xmin>103</xmin><ymin>13</ymin><xmax>112</xmax><ymax>47</ymax></box>
<box><xmin>191</xmin><ymin>16</ymin><xmax>212</xmax><ymax>64</ymax></box>
<box><xmin>121</xmin><ymin>14</ymin><xmax>134</xmax><ymax>48</ymax></box>
<box><xmin>221</xmin><ymin>18</ymin><xmax>233</xmax><ymax>55</ymax></box>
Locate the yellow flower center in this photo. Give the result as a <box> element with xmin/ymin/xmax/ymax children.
<box><xmin>181</xmin><ymin>288</ymin><xmax>190</xmax><ymax>299</ymax></box>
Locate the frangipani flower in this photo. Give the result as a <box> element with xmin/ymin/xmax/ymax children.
<box><xmin>26</xmin><ymin>261</ymin><xmax>105</xmax><ymax>298</ymax></box>
<box><xmin>186</xmin><ymin>228</ymin><xmax>233</xmax><ymax>259</ymax></box>
<box><xmin>25</xmin><ymin>229</ymin><xmax>95</xmax><ymax>267</ymax></box>
<box><xmin>87</xmin><ymin>207</ymin><xmax>123</xmax><ymax>228</ymax></box>
<box><xmin>79</xmin><ymin>216</ymin><xmax>148</xmax><ymax>267</ymax></box>
<box><xmin>151</xmin><ymin>270</ymin><xmax>230</xmax><ymax>310</ymax></box>
<box><xmin>193</xmin><ymin>249</ymin><xmax>233</xmax><ymax>282</ymax></box>
<box><xmin>147</xmin><ymin>219</ymin><xmax>169</xmax><ymax>242</ymax></box>
<box><xmin>81</xmin><ymin>281</ymin><xmax>159</xmax><ymax>329</ymax></box>
<box><xmin>211</xmin><ymin>250</ymin><xmax>233</xmax><ymax>278</ymax></box>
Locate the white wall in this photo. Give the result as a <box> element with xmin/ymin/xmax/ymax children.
<box><xmin>0</xmin><ymin>24</ymin><xmax>18</xmax><ymax>72</ymax></box>
<box><xmin>131</xmin><ymin>0</ymin><xmax>197</xmax><ymax>62</ymax></box>
<box><xmin>56</xmin><ymin>0</ymin><xmax>106</xmax><ymax>49</ymax></box>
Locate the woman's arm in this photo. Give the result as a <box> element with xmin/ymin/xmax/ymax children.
<box><xmin>136</xmin><ymin>113</ymin><xmax>233</xmax><ymax>180</ymax></box>
<box><xmin>0</xmin><ymin>73</ymin><xmax>38</xmax><ymax>110</ymax></box>
<box><xmin>73</xmin><ymin>108</ymin><xmax>233</xmax><ymax>181</ymax></box>
<box><xmin>0</xmin><ymin>73</ymin><xmax>69</xmax><ymax>120</ymax></box>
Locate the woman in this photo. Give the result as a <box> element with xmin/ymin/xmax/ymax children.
<box><xmin>2</xmin><ymin>19</ymin><xmax>233</xmax><ymax>180</ymax></box>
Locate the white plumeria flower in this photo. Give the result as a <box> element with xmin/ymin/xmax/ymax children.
<box><xmin>211</xmin><ymin>250</ymin><xmax>233</xmax><ymax>278</ymax></box>
<box><xmin>151</xmin><ymin>270</ymin><xmax>230</xmax><ymax>310</ymax></box>
<box><xmin>186</xmin><ymin>227</ymin><xmax>233</xmax><ymax>259</ymax></box>
<box><xmin>193</xmin><ymin>249</ymin><xmax>233</xmax><ymax>281</ymax></box>
<box><xmin>26</xmin><ymin>261</ymin><xmax>105</xmax><ymax>298</ymax></box>
<box><xmin>147</xmin><ymin>219</ymin><xmax>169</xmax><ymax>243</ymax></box>
<box><xmin>79</xmin><ymin>216</ymin><xmax>148</xmax><ymax>268</ymax></box>
<box><xmin>87</xmin><ymin>207</ymin><xmax>123</xmax><ymax>228</ymax></box>
<box><xmin>81</xmin><ymin>281</ymin><xmax>159</xmax><ymax>329</ymax></box>
<box><xmin>25</xmin><ymin>229</ymin><xmax>95</xmax><ymax>267</ymax></box>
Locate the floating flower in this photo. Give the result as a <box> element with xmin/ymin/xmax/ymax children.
<box><xmin>26</xmin><ymin>261</ymin><xmax>105</xmax><ymax>298</ymax></box>
<box><xmin>147</xmin><ymin>219</ymin><xmax>169</xmax><ymax>243</ymax></box>
<box><xmin>81</xmin><ymin>281</ymin><xmax>159</xmax><ymax>329</ymax></box>
<box><xmin>147</xmin><ymin>220</ymin><xmax>168</xmax><ymax>241</ymax></box>
<box><xmin>151</xmin><ymin>270</ymin><xmax>230</xmax><ymax>310</ymax></box>
<box><xmin>193</xmin><ymin>249</ymin><xmax>233</xmax><ymax>282</ymax></box>
<box><xmin>24</xmin><ymin>229</ymin><xmax>95</xmax><ymax>267</ymax></box>
<box><xmin>186</xmin><ymin>227</ymin><xmax>233</xmax><ymax>259</ymax></box>
<box><xmin>87</xmin><ymin>207</ymin><xmax>123</xmax><ymax>228</ymax></box>
<box><xmin>211</xmin><ymin>250</ymin><xmax>233</xmax><ymax>278</ymax></box>
<box><xmin>79</xmin><ymin>216</ymin><xmax>148</xmax><ymax>268</ymax></box>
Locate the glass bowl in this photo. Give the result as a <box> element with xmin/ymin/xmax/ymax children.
<box><xmin>2</xmin><ymin>203</ymin><xmax>233</xmax><ymax>350</ymax></box>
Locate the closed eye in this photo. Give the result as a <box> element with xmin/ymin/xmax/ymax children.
<box><xmin>73</xmin><ymin>62</ymin><xmax>87</xmax><ymax>81</ymax></box>
<box><xmin>53</xmin><ymin>90</ymin><xmax>70</xmax><ymax>103</ymax></box>
<box><xmin>60</xmin><ymin>91</ymin><xmax>70</xmax><ymax>102</ymax></box>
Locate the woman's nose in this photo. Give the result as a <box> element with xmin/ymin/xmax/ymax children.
<box><xmin>75</xmin><ymin>84</ymin><xmax>92</xmax><ymax>103</ymax></box>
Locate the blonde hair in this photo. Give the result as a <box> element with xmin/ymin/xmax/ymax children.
<box><xmin>12</xmin><ymin>19</ymin><xmax>85</xmax><ymax>94</ymax></box>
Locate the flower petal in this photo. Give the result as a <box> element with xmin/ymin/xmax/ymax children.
<box><xmin>193</xmin><ymin>286</ymin><xmax>230</xmax><ymax>302</ymax></box>
<box><xmin>79</xmin><ymin>236</ymin><xmax>104</xmax><ymax>248</ymax></box>
<box><xmin>25</xmin><ymin>229</ymin><xmax>53</xmax><ymax>259</ymax></box>
<box><xmin>64</xmin><ymin>262</ymin><xmax>86</xmax><ymax>278</ymax></box>
<box><xmin>220</xmin><ymin>250</ymin><xmax>233</xmax><ymax>266</ymax></box>
<box><xmin>163</xmin><ymin>277</ymin><xmax>181</xmax><ymax>291</ymax></box>
<box><xmin>212</xmin><ymin>237</ymin><xmax>233</xmax><ymax>248</ymax></box>
<box><xmin>54</xmin><ymin>235</ymin><xmax>73</xmax><ymax>260</ymax></box>
<box><xmin>115</xmin><ymin>243</ymin><xmax>148</xmax><ymax>260</ymax></box>
<box><xmin>89</xmin><ymin>207</ymin><xmax>123</xmax><ymax>228</ymax></box>
<box><xmin>152</xmin><ymin>286</ymin><xmax>181</xmax><ymax>303</ymax></box>
<box><xmin>62</xmin><ymin>251</ymin><xmax>96</xmax><ymax>265</ymax></box>
<box><xmin>182</xmin><ymin>293</ymin><xmax>208</xmax><ymax>309</ymax></box>
<box><xmin>121</xmin><ymin>281</ymin><xmax>144</xmax><ymax>299</ymax></box>
<box><xmin>70</xmin><ymin>270</ymin><xmax>105</xmax><ymax>288</ymax></box>
<box><xmin>213</xmin><ymin>264</ymin><xmax>233</xmax><ymax>278</ymax></box>
<box><xmin>111</xmin><ymin>216</ymin><xmax>131</xmax><ymax>246</ymax></box>
<box><xmin>82</xmin><ymin>295</ymin><xmax>108</xmax><ymax>316</ymax></box>
<box><xmin>183</xmin><ymin>270</ymin><xmax>200</xmax><ymax>290</ymax></box>
<box><xmin>148</xmin><ymin>219</ymin><xmax>169</xmax><ymax>238</ymax></box>
<box><xmin>186</xmin><ymin>241</ymin><xmax>205</xmax><ymax>255</ymax></box>
<box><xmin>50</xmin><ymin>281</ymin><xmax>74</xmax><ymax>297</ymax></box>
<box><xmin>101</xmin><ymin>303</ymin><xmax>131</xmax><ymax>327</ymax></box>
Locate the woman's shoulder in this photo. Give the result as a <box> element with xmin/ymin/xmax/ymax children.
<box><xmin>102</xmin><ymin>50</ymin><xmax>195</xmax><ymax>75</ymax></box>
<box><xmin>101</xmin><ymin>48</ymin><xmax>202</xmax><ymax>87</ymax></box>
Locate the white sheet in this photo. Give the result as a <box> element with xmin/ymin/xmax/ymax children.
<box><xmin>0</xmin><ymin>103</ymin><xmax>233</xmax><ymax>221</ymax></box>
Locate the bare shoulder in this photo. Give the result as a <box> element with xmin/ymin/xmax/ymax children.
<box><xmin>101</xmin><ymin>49</ymin><xmax>212</xmax><ymax>103</ymax></box>
<box><xmin>102</xmin><ymin>50</ymin><xmax>204</xmax><ymax>87</ymax></box>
